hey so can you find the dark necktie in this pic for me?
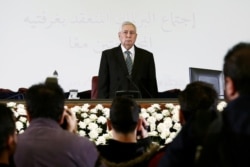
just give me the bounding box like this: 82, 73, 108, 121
125, 51, 132, 75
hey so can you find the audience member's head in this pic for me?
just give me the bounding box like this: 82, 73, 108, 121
109, 96, 140, 134
15, 79, 104, 167
25, 81, 65, 122
178, 81, 218, 124
223, 42, 250, 101
98, 96, 155, 167
0, 103, 16, 165
178, 81, 219, 144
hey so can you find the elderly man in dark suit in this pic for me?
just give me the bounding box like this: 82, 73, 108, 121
97, 21, 158, 98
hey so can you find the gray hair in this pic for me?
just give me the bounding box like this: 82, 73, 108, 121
119, 21, 137, 32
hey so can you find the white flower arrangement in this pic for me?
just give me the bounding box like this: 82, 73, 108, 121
217, 100, 227, 112
140, 103, 182, 145
6, 101, 227, 146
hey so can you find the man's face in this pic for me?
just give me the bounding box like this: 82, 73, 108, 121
224, 76, 239, 102
118, 24, 137, 50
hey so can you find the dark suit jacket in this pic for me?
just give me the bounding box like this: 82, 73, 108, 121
196, 95, 250, 167
97, 45, 158, 98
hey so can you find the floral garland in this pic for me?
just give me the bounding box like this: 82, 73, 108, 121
6, 101, 227, 146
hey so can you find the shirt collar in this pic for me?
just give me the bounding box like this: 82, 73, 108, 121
121, 45, 135, 55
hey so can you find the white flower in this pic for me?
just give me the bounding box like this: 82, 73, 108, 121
162, 109, 171, 117
18, 129, 25, 134
95, 104, 104, 110
97, 116, 107, 124
87, 122, 98, 131
172, 122, 182, 131
70, 106, 82, 113
171, 111, 180, 123
89, 114, 98, 121
81, 112, 88, 118
78, 130, 86, 136
149, 123, 156, 131
140, 112, 150, 119
217, 101, 227, 112
103, 133, 112, 140
81, 104, 90, 112
165, 103, 175, 109
19, 116, 27, 123
151, 112, 157, 117
6, 102, 16, 108
165, 137, 173, 144
83, 118, 91, 125
141, 108, 147, 113
16, 108, 27, 116
16, 104, 26, 109
78, 121, 87, 129
16, 121, 24, 131
97, 127, 103, 134
151, 103, 161, 110
147, 106, 156, 113
89, 130, 99, 139
158, 123, 172, 139
163, 117, 173, 129
13, 111, 19, 118
147, 116, 156, 124
157, 122, 167, 133
155, 113, 164, 121
95, 136, 107, 145
102, 108, 110, 118
90, 108, 98, 114
171, 105, 180, 115
169, 131, 178, 139
159, 129, 170, 139
148, 131, 158, 136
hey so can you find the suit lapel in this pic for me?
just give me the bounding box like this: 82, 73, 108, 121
132, 46, 142, 77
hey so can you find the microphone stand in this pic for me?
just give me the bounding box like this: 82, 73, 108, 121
126, 75, 142, 98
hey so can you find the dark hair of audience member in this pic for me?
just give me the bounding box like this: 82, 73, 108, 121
178, 81, 219, 144
178, 81, 218, 122
0, 103, 16, 154
25, 82, 65, 122
109, 96, 140, 133
223, 42, 250, 95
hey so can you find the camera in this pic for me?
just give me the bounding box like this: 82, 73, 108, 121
60, 118, 68, 129
144, 125, 150, 132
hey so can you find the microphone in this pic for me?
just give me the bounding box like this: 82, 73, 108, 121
53, 70, 58, 78
126, 75, 142, 98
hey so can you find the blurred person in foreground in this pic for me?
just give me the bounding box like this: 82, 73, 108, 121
97, 96, 160, 167
0, 104, 16, 167
196, 42, 250, 167
156, 81, 219, 167
97, 21, 158, 99
14, 79, 104, 167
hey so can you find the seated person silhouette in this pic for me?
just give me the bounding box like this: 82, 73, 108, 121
155, 81, 219, 167
97, 96, 160, 166
0, 103, 17, 167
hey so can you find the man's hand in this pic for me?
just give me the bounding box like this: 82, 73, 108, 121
137, 117, 149, 139
60, 107, 77, 134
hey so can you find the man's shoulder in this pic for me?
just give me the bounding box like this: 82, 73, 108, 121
99, 142, 160, 167
102, 46, 120, 53
17, 124, 95, 146
135, 46, 153, 56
